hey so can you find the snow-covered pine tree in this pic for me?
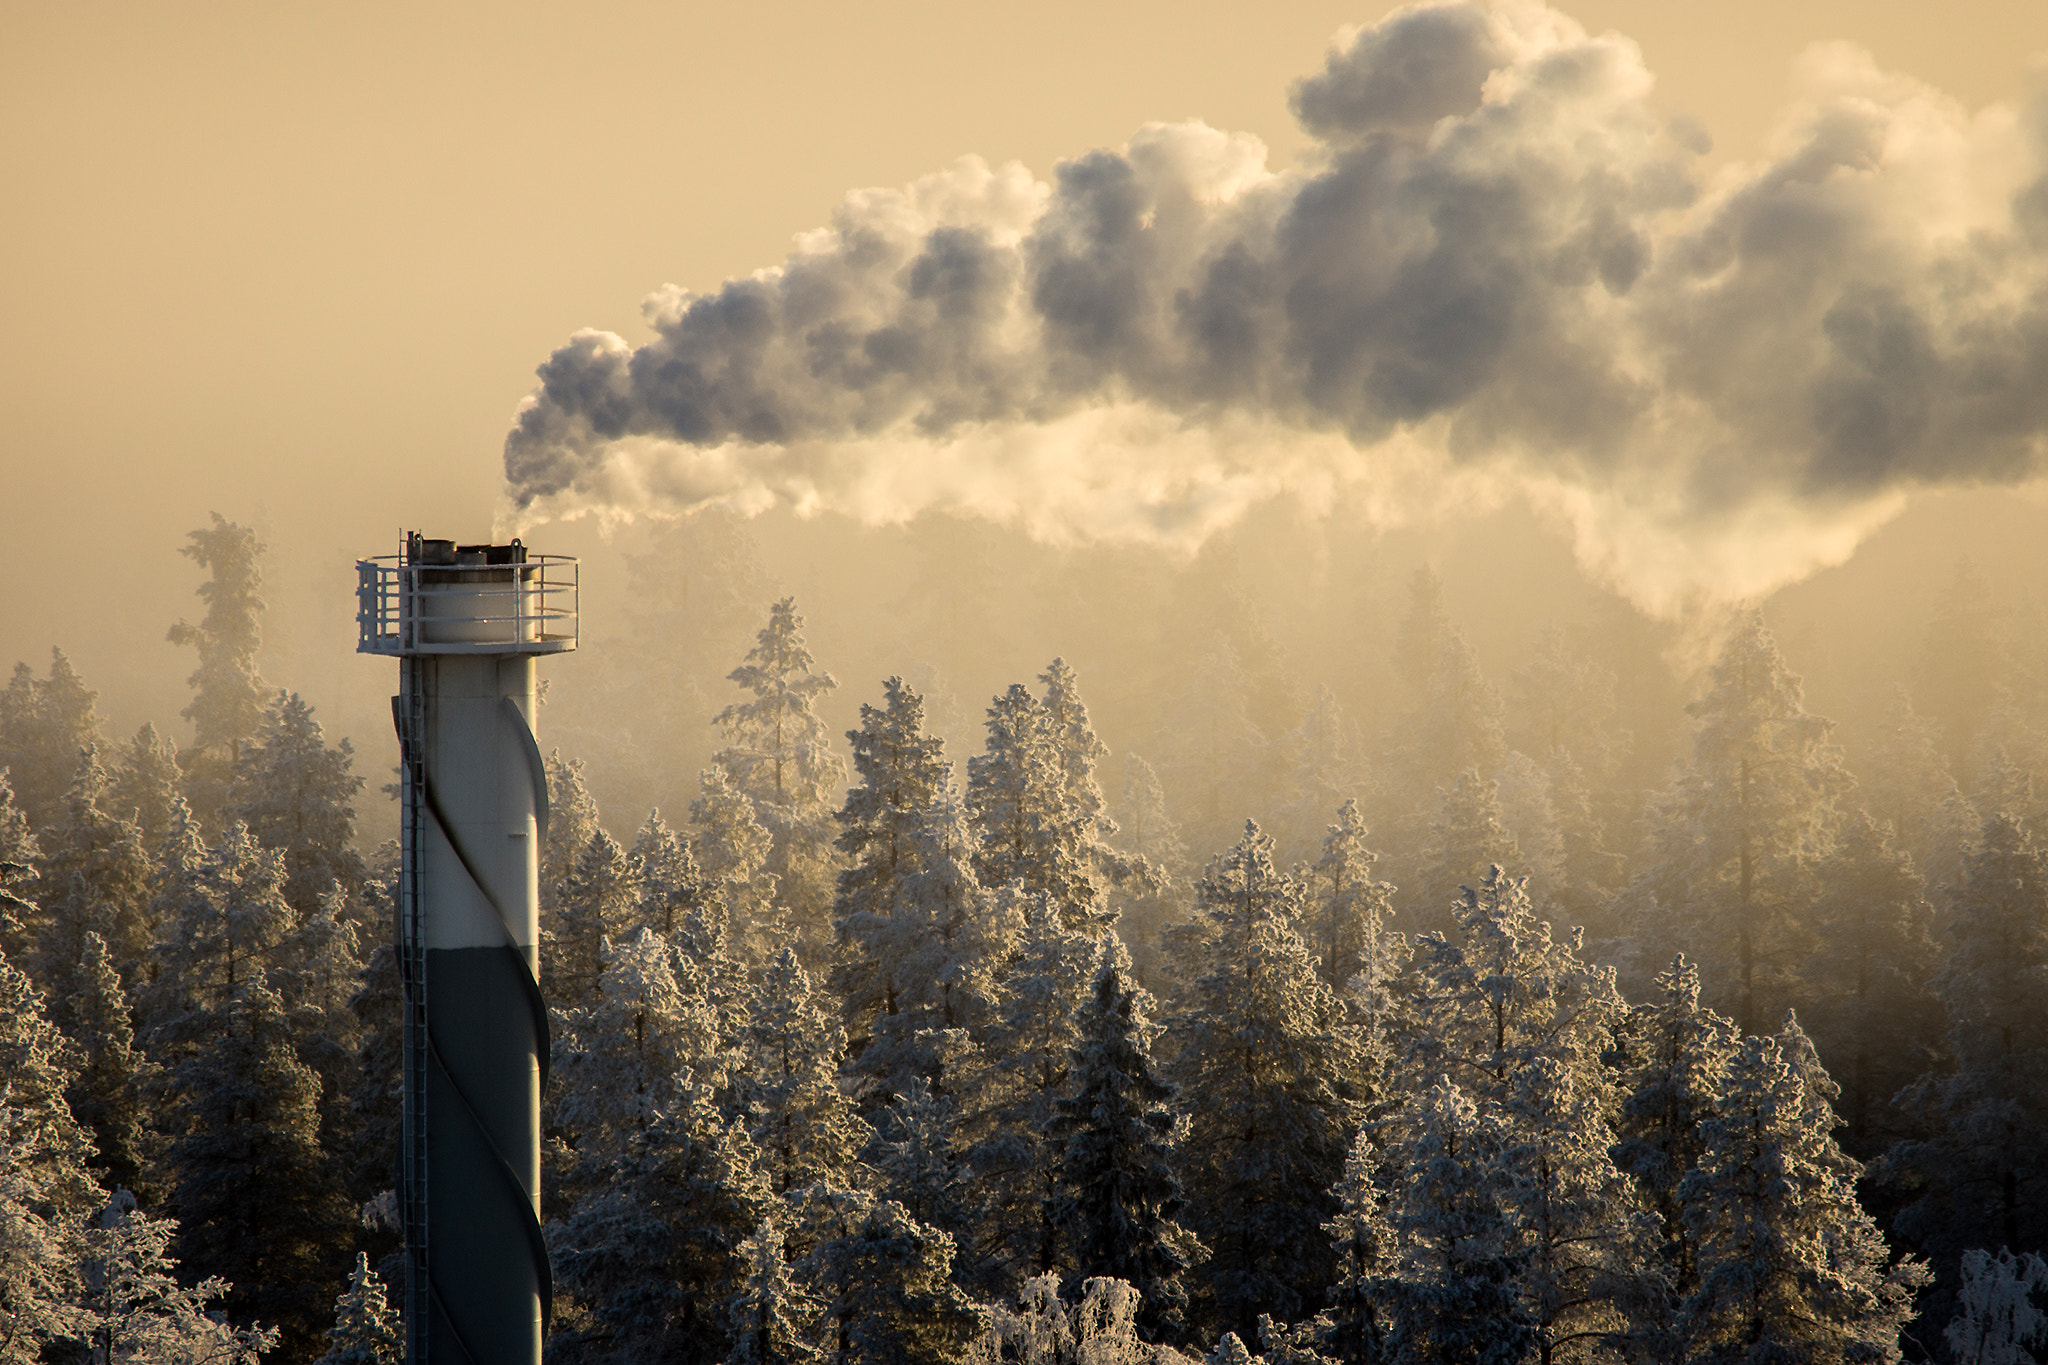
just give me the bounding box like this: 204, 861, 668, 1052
82, 1191, 276, 1365
0, 648, 103, 837
554, 928, 728, 1162
1628, 611, 1849, 1033
799, 1192, 986, 1365
105, 722, 184, 853
868, 1081, 974, 1252
727, 1217, 825, 1365
1050, 941, 1201, 1345
548, 828, 641, 1013
0, 940, 97, 1364
1679, 1019, 1926, 1365
741, 947, 868, 1198
161, 970, 356, 1362
1945, 1248, 2048, 1365
1611, 956, 1737, 1318
540, 749, 602, 922
143, 821, 297, 1061
1887, 812, 2048, 1338
1384, 1080, 1530, 1365
1169, 821, 1355, 1342
32, 745, 154, 1014
313, 1251, 402, 1365
693, 763, 786, 967
1800, 814, 1942, 1159
715, 597, 847, 959
549, 1086, 771, 1365
0, 774, 36, 966
229, 690, 366, 914
967, 892, 1100, 1287
1303, 800, 1399, 1001
1039, 659, 1155, 906
65, 931, 155, 1198
631, 809, 707, 938
832, 679, 953, 1011
1319, 1130, 1396, 1365
843, 794, 1011, 1105
166, 513, 267, 831
968, 684, 1095, 928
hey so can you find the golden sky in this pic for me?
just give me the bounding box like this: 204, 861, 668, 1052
3, 0, 2045, 736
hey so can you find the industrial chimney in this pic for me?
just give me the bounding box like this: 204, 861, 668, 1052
357, 533, 577, 1365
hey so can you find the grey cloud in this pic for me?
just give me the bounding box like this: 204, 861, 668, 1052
1289, 3, 1508, 140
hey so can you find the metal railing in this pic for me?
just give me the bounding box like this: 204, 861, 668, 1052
357, 555, 578, 655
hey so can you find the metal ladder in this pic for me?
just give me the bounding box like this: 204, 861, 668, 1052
395, 656, 431, 1365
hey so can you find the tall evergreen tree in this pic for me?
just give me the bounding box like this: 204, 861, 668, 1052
1629, 611, 1849, 1032
741, 947, 868, 1198
694, 763, 785, 967
0, 774, 36, 966
105, 722, 185, 853
1611, 956, 1738, 1319
798, 1192, 986, 1365
229, 691, 365, 914
82, 1191, 276, 1365
1888, 813, 2048, 1340
1169, 822, 1355, 1341
715, 598, 847, 957
161, 972, 356, 1363
1412, 771, 1520, 938
1305, 800, 1401, 1000
549, 828, 641, 1013
0, 648, 103, 837
313, 1252, 402, 1365
727, 1218, 826, 1365
1049, 944, 1202, 1345
541, 749, 603, 922
166, 514, 267, 830
1800, 815, 1943, 1159
1679, 1020, 1926, 1365
65, 931, 155, 1198
631, 809, 707, 939
145, 822, 297, 1061
1319, 1131, 1397, 1365
833, 679, 953, 947
1109, 754, 1185, 988
34, 746, 154, 1007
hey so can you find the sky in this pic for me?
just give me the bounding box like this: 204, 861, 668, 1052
4, 0, 2047, 757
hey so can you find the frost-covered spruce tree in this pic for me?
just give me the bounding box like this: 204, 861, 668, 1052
839, 792, 1010, 1102
0, 774, 37, 965
1050, 941, 1201, 1345
34, 745, 154, 1007
968, 685, 1089, 919
83, 1191, 276, 1365
799, 1191, 985, 1365
1384, 1080, 1529, 1365
715, 597, 847, 958
1611, 956, 1737, 1317
553, 927, 727, 1177
167, 513, 267, 831
631, 809, 707, 938
0, 648, 103, 838
1945, 1249, 2048, 1365
66, 930, 155, 1197
1800, 814, 1942, 1159
1319, 1131, 1396, 1365
229, 690, 365, 914
728, 1218, 825, 1365
1679, 1019, 1926, 1365
540, 749, 602, 921
550, 1085, 772, 1365
1304, 800, 1401, 1004
313, 1251, 402, 1365
144, 821, 297, 1061
162, 971, 356, 1362
966, 889, 1097, 1286
1888, 813, 2048, 1336
1629, 610, 1849, 1032
548, 827, 640, 1012
105, 721, 184, 853
694, 762, 786, 966
1169, 821, 1355, 1341
742, 947, 868, 1197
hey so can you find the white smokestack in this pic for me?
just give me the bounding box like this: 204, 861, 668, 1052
502, 1, 2048, 610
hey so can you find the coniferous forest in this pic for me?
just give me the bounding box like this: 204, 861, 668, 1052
3, 511, 2047, 1365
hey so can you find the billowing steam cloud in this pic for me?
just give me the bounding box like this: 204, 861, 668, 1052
503, 1, 2048, 608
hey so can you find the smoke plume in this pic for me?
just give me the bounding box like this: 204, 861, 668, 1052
503, 1, 2048, 609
